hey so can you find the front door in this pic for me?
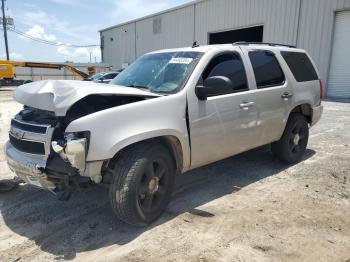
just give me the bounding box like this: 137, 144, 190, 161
187, 51, 258, 169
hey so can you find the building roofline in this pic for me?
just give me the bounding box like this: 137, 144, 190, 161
99, 0, 206, 32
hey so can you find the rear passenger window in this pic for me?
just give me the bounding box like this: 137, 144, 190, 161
249, 50, 285, 88
281, 51, 318, 82
202, 53, 248, 95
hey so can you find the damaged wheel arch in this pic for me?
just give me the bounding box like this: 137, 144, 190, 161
106, 135, 185, 175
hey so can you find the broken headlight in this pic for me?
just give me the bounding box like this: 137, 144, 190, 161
51, 131, 90, 175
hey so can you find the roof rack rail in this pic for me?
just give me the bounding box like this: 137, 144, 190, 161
233, 42, 296, 48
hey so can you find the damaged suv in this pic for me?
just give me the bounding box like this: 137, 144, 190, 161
6, 43, 323, 226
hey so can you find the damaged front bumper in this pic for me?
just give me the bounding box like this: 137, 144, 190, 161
6, 110, 104, 192
6, 141, 104, 191
6, 137, 104, 192
5, 142, 56, 190
51, 135, 87, 175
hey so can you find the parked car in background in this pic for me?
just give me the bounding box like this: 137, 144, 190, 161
86, 70, 121, 84
5, 43, 323, 226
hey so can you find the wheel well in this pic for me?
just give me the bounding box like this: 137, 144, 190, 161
290, 104, 312, 124
160, 136, 184, 173
107, 136, 184, 174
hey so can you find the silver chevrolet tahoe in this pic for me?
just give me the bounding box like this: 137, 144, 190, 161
5, 43, 323, 226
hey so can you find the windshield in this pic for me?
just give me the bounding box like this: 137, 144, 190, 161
110, 51, 203, 94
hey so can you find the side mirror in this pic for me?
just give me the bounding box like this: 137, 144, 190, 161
195, 76, 233, 100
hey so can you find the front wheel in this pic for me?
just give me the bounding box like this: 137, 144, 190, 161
271, 114, 309, 163
108, 142, 175, 226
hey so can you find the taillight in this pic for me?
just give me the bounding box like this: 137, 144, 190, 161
319, 80, 324, 104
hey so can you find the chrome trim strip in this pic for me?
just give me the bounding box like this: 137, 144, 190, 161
12, 118, 50, 135
12, 118, 51, 128
8, 145, 47, 160
10, 125, 47, 142
9, 133, 45, 146
9, 133, 46, 158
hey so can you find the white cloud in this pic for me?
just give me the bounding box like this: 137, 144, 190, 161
57, 46, 101, 62
8, 0, 188, 63
24, 25, 57, 41
21, 9, 98, 43
0, 52, 24, 60
110, 0, 177, 23
13, 17, 100, 63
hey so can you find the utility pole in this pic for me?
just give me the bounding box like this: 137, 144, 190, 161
1, 0, 9, 60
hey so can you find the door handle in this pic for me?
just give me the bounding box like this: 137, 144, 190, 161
239, 101, 255, 110
281, 92, 293, 100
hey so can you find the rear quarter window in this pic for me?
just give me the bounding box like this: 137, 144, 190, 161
281, 51, 318, 82
248, 50, 285, 89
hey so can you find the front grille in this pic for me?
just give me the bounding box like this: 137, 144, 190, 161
9, 110, 55, 158
9, 134, 46, 155
11, 119, 47, 134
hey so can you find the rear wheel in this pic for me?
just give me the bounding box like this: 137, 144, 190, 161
108, 142, 175, 226
271, 114, 309, 163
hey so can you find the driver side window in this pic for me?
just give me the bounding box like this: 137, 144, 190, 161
201, 53, 248, 96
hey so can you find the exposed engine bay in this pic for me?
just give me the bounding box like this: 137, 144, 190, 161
65, 95, 146, 128
19, 94, 147, 135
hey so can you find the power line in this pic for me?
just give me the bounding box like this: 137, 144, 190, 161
1, 0, 9, 60
7, 27, 99, 48
10, 28, 99, 47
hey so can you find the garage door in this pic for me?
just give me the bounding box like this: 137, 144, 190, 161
327, 10, 350, 98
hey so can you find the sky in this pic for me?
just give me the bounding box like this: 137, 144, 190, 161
0, 0, 191, 63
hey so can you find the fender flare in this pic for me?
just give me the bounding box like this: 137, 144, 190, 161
286, 102, 313, 123
107, 129, 191, 172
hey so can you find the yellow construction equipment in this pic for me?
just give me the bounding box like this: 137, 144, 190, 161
0, 60, 95, 86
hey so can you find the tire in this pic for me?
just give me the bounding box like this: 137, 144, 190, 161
108, 142, 175, 226
271, 114, 309, 164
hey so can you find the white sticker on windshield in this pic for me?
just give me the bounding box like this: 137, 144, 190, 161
169, 57, 193, 64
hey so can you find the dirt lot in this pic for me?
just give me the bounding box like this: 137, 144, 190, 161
0, 89, 349, 262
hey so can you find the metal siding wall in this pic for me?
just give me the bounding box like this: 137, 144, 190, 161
102, 22, 136, 69
135, 5, 194, 56
101, 0, 350, 95
195, 0, 299, 46
297, 0, 350, 84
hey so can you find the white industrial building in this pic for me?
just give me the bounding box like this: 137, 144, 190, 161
100, 0, 350, 98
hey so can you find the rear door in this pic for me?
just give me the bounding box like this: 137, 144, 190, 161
242, 48, 293, 145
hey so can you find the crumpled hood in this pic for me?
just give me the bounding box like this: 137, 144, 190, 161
13, 80, 161, 116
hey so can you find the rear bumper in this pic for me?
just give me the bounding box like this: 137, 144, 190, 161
311, 105, 323, 126
5, 141, 56, 190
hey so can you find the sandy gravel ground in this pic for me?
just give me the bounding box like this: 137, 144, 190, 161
0, 89, 349, 262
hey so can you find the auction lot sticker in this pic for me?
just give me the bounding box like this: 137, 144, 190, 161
169, 58, 193, 64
